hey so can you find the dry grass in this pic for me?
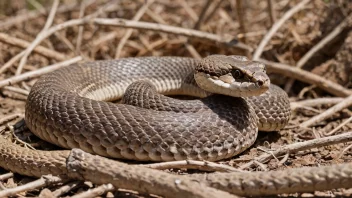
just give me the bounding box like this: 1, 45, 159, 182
0, 0, 351, 197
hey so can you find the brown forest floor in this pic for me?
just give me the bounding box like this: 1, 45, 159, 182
0, 0, 352, 197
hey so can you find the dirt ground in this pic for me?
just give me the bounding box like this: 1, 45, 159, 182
0, 0, 351, 197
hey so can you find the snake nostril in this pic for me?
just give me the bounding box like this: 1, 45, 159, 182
257, 80, 264, 86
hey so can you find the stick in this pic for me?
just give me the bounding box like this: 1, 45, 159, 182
324, 117, 352, 136
253, 131, 352, 164
236, 0, 246, 43
267, 0, 276, 25
290, 97, 344, 110
94, 18, 252, 51
300, 95, 352, 128
2, 86, 30, 96
0, 175, 64, 197
141, 160, 245, 172
0, 3, 78, 30
16, 0, 60, 76
285, 13, 352, 92
0, 113, 23, 125
114, 0, 155, 58
0, 33, 66, 61
0, 51, 25, 74
0, 173, 13, 181
259, 58, 352, 97
52, 181, 82, 197
297, 13, 352, 68
193, 0, 212, 30
253, 0, 310, 60
70, 184, 115, 198
0, 56, 82, 88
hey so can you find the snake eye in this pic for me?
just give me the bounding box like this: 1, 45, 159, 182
232, 69, 243, 79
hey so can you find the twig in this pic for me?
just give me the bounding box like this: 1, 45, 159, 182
252, 131, 352, 164
290, 97, 344, 110
52, 181, 82, 197
203, 0, 226, 23
259, 58, 352, 97
194, 0, 212, 30
2, 86, 30, 96
66, 149, 237, 198
183, 0, 213, 59
16, 0, 60, 76
178, 0, 198, 21
75, 0, 96, 54
0, 2, 78, 30
267, 0, 276, 25
337, 143, 352, 159
285, 13, 352, 92
0, 113, 23, 125
71, 184, 115, 198
94, 18, 252, 51
253, 0, 310, 60
141, 160, 245, 172
297, 13, 352, 68
2, 15, 251, 67
324, 117, 352, 136
114, 0, 155, 58
0, 51, 25, 74
0, 175, 64, 197
300, 95, 352, 128
0, 33, 66, 61
0, 173, 14, 181
0, 56, 82, 88
236, 0, 246, 43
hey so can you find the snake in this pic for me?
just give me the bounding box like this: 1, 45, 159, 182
22, 54, 290, 162
1, 55, 351, 196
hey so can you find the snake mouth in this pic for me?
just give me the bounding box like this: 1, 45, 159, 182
194, 72, 269, 97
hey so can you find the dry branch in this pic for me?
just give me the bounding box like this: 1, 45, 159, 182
250, 131, 352, 164
0, 2, 78, 30
0, 51, 25, 74
285, 13, 352, 92
70, 184, 115, 198
93, 18, 252, 51
297, 13, 352, 68
0, 175, 64, 197
291, 97, 344, 110
0, 113, 23, 125
0, 173, 13, 181
0, 33, 66, 61
0, 56, 82, 88
300, 94, 352, 128
16, 0, 60, 76
142, 160, 245, 172
259, 58, 352, 97
52, 181, 82, 197
114, 0, 155, 58
253, 0, 310, 60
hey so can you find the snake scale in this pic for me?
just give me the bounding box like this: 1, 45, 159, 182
0, 55, 350, 195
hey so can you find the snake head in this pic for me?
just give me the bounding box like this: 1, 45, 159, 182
194, 55, 270, 97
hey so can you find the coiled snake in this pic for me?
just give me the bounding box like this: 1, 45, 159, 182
1, 55, 351, 195
23, 55, 289, 162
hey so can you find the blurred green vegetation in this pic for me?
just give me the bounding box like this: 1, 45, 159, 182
0, 0, 56, 15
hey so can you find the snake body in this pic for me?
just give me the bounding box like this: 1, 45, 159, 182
1, 55, 351, 195
24, 55, 290, 162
